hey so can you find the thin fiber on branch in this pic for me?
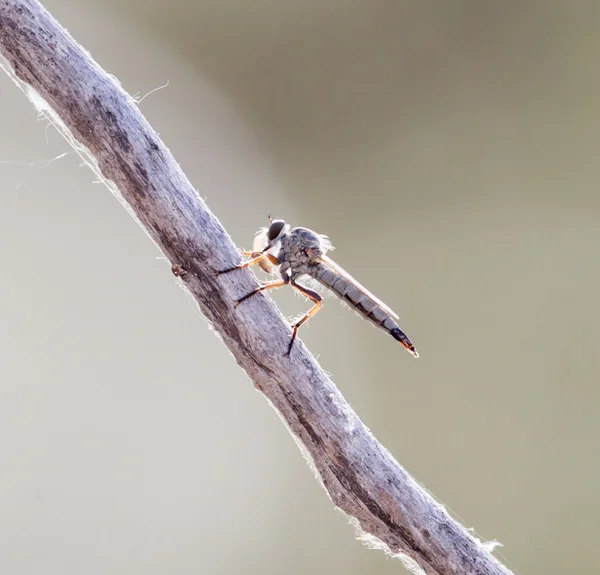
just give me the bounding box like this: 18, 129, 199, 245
0, 2, 513, 574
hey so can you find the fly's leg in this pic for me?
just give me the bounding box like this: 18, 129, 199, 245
286, 281, 323, 356
218, 253, 279, 274
218, 253, 267, 274
234, 274, 289, 307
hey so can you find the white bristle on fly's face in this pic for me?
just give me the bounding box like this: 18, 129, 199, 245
253, 227, 269, 252
253, 227, 279, 273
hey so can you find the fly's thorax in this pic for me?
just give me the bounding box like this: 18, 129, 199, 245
278, 227, 326, 276
290, 227, 323, 249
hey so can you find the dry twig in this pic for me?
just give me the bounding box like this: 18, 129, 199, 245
0, 2, 513, 574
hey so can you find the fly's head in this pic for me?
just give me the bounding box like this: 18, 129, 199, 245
251, 217, 290, 273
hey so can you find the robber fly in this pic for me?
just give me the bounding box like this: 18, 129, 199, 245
219, 217, 418, 358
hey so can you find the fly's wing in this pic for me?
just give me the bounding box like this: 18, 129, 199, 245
317, 253, 399, 319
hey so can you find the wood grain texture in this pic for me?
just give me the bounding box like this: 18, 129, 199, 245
0, 2, 513, 574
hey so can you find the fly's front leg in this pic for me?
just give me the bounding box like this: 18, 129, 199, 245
234, 271, 290, 307
218, 253, 268, 275
286, 280, 323, 356
218, 253, 279, 275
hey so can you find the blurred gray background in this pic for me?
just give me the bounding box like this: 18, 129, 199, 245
0, 1, 598, 574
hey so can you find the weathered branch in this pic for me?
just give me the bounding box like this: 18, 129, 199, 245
0, 2, 513, 574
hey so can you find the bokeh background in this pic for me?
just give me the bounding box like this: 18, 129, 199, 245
1, 2, 599, 574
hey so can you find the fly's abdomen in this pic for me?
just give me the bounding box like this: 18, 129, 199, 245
312, 264, 418, 357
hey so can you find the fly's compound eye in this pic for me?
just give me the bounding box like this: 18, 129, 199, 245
267, 219, 286, 242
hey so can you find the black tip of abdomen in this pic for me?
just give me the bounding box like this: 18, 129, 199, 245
391, 327, 419, 358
